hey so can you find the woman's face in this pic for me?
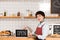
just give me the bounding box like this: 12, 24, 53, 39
37, 14, 44, 22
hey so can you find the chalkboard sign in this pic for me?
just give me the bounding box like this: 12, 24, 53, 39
16, 30, 28, 37
53, 25, 60, 34
51, 0, 60, 13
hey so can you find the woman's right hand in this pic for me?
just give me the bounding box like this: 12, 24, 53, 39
28, 33, 33, 37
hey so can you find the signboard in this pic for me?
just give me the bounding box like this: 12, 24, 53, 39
16, 30, 28, 37
53, 25, 60, 34
51, 0, 60, 13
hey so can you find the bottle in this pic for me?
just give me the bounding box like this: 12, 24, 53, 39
17, 12, 20, 16
29, 13, 32, 16
27, 10, 32, 16
4, 12, 6, 16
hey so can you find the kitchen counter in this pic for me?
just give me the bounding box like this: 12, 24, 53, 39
0, 36, 35, 40
46, 34, 60, 40
46, 36, 60, 40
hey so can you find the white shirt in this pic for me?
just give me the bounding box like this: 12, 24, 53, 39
33, 21, 49, 39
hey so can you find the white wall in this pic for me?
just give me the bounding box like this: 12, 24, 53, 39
0, 0, 60, 34
0, 1, 39, 33
0, 1, 39, 16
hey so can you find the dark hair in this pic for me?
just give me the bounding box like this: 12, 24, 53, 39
35, 11, 45, 18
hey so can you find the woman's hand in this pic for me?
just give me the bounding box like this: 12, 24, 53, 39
28, 33, 33, 37
23, 26, 28, 30
23, 26, 32, 32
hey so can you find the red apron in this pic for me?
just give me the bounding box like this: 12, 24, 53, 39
35, 24, 44, 35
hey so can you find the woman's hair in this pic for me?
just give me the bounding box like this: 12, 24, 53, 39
35, 11, 45, 18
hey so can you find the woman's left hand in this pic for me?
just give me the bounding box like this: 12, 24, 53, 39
23, 26, 28, 30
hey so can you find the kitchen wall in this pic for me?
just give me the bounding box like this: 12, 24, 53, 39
0, 0, 60, 34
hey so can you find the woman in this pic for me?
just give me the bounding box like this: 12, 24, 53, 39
24, 11, 49, 40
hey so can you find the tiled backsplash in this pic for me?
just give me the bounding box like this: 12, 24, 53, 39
0, 18, 38, 33
0, 18, 60, 34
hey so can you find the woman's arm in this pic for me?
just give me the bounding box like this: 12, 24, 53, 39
23, 26, 33, 33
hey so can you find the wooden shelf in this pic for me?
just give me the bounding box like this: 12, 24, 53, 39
0, 16, 60, 18
24, 16, 60, 19
24, 16, 36, 19
0, 16, 21, 18
46, 16, 60, 18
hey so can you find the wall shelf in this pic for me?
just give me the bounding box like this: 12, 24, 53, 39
0, 16, 21, 18
24, 16, 60, 19
0, 16, 60, 18
24, 16, 36, 19
46, 16, 60, 18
